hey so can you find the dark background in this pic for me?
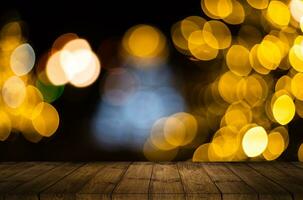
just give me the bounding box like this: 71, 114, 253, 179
0, 0, 301, 161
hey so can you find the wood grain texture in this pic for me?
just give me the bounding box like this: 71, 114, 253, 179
0, 162, 303, 200
177, 162, 220, 200
5, 162, 83, 200
150, 163, 184, 200
40, 163, 103, 200
112, 162, 152, 200
248, 162, 303, 200
202, 163, 257, 200
226, 163, 292, 200
77, 162, 129, 200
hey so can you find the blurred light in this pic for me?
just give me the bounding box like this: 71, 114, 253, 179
172, 112, 198, 146
272, 94, 295, 125
289, 0, 303, 22
46, 51, 69, 86
10, 43, 35, 76
218, 71, 244, 103
226, 45, 251, 76
289, 45, 303, 72
275, 75, 292, 95
188, 30, 218, 61
257, 40, 281, 70
0, 111, 12, 141
47, 37, 101, 88
201, 0, 233, 19
102, 68, 138, 106
150, 118, 176, 151
51, 33, 78, 53
31, 102, 59, 137
122, 25, 166, 59
143, 139, 178, 161
2, 76, 26, 108
246, 0, 268, 9
272, 126, 289, 150
291, 73, 303, 100
92, 65, 185, 150
249, 44, 271, 75
203, 20, 231, 49
298, 143, 303, 162
209, 126, 239, 161
242, 126, 268, 157
164, 116, 186, 146
223, 0, 245, 25
263, 131, 285, 160
193, 143, 210, 162
266, 1, 290, 27
20, 85, 43, 119
35, 79, 64, 103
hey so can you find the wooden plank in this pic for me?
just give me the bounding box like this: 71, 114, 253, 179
249, 162, 303, 200
226, 163, 292, 200
202, 163, 257, 200
77, 162, 130, 200
177, 162, 220, 200
5, 163, 84, 200
292, 162, 303, 169
0, 162, 60, 194
273, 162, 303, 182
40, 163, 103, 200
0, 162, 34, 180
112, 162, 152, 200
150, 163, 184, 200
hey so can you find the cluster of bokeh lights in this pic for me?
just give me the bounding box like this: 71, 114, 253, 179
2, 0, 303, 162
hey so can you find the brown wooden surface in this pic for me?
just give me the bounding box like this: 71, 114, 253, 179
0, 162, 303, 199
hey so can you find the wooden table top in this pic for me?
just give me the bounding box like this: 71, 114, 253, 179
0, 162, 302, 199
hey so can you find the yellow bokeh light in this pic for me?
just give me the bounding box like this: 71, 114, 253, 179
0, 111, 12, 141
202, 0, 233, 19
223, 0, 245, 25
291, 73, 303, 100
203, 20, 231, 50
289, 45, 303, 72
188, 30, 218, 61
272, 126, 289, 150
46, 51, 69, 86
298, 143, 303, 162
242, 126, 268, 157
272, 94, 295, 125
226, 45, 251, 76
181, 16, 206, 41
257, 40, 282, 70
246, 0, 268, 9
289, 0, 303, 22
218, 71, 244, 103
192, 143, 210, 162
164, 116, 186, 147
143, 139, 178, 161
31, 102, 60, 137
210, 126, 239, 160
263, 131, 285, 161
150, 118, 176, 151
249, 44, 271, 75
266, 1, 290, 27
10, 43, 35, 76
123, 25, 165, 58
172, 112, 198, 146
300, 17, 303, 32
275, 75, 292, 95
2, 76, 26, 108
